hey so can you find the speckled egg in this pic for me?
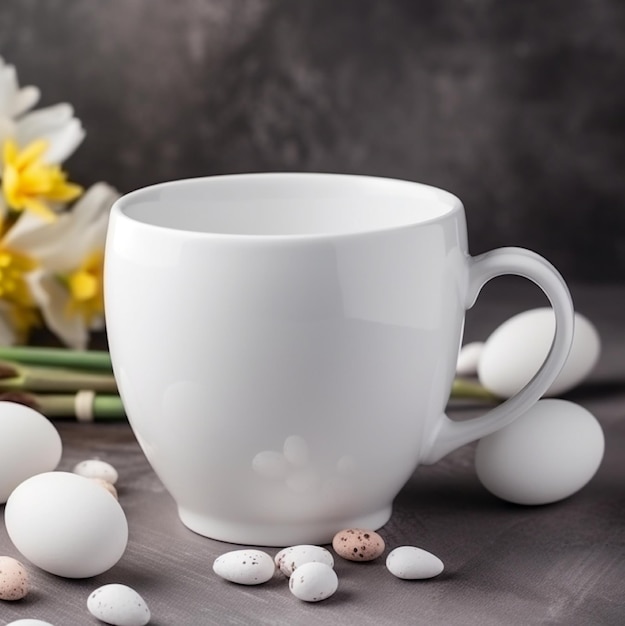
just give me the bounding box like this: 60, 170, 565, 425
73, 459, 119, 485
213, 549, 275, 585
87, 583, 151, 626
0, 555, 29, 600
6, 620, 55, 626
332, 528, 385, 562
289, 561, 338, 602
274, 545, 334, 577
0, 402, 62, 503
386, 546, 444, 580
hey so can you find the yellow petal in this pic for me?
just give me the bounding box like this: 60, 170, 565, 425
68, 271, 98, 301
15, 139, 49, 170
47, 180, 83, 203
3, 139, 17, 165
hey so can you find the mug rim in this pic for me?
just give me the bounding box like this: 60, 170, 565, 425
111, 172, 464, 241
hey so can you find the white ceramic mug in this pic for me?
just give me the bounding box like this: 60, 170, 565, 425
104, 173, 574, 546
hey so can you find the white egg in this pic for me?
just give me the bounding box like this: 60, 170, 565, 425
73, 459, 119, 485
5, 472, 128, 578
274, 545, 334, 577
213, 549, 275, 585
289, 561, 338, 602
478, 308, 601, 397
87, 583, 151, 626
456, 341, 484, 376
7, 618, 53, 626
385, 546, 444, 580
475, 399, 604, 505
0, 402, 62, 503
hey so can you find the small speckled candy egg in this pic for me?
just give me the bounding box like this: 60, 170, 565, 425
289, 562, 338, 602
73, 459, 119, 485
386, 546, 444, 580
332, 528, 385, 562
213, 549, 275, 585
274, 545, 334, 577
478, 308, 601, 398
87, 583, 151, 626
475, 399, 604, 505
0, 402, 62, 503
6, 620, 55, 626
5, 472, 128, 578
0, 555, 29, 600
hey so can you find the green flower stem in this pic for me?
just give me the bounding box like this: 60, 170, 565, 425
0, 360, 118, 393
0, 391, 125, 420
450, 378, 500, 402
0, 346, 112, 371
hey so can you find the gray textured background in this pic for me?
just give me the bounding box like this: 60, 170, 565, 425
1, 0, 624, 281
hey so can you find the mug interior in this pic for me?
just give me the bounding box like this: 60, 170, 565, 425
117, 173, 461, 237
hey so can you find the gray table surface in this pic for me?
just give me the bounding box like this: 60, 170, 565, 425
1, 280, 624, 626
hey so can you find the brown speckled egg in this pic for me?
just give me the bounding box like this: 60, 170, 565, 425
0, 555, 29, 600
332, 528, 385, 562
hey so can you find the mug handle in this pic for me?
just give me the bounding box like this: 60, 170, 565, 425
421, 247, 575, 464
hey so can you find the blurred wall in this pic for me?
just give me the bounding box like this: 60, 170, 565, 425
1, 0, 624, 282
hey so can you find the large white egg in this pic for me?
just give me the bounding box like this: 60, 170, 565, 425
478, 308, 600, 398
0, 402, 62, 503
5, 472, 128, 578
475, 399, 604, 505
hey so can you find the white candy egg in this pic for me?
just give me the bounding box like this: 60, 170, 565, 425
386, 546, 444, 580
73, 459, 119, 485
274, 545, 334, 577
456, 341, 484, 376
0, 402, 62, 503
478, 308, 600, 397
475, 399, 604, 505
289, 561, 338, 602
5, 472, 128, 578
87, 583, 151, 626
213, 549, 275, 585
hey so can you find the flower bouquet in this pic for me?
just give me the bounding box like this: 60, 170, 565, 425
0, 57, 123, 419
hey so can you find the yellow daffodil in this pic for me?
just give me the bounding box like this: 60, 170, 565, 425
1, 138, 83, 221
22, 183, 119, 348
0, 246, 40, 342
64, 249, 105, 327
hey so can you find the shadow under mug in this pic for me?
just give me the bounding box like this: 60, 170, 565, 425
104, 173, 574, 546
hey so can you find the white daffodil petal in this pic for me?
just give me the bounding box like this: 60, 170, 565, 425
28, 271, 88, 349
14, 102, 74, 146
8, 213, 85, 272
0, 63, 19, 116
40, 117, 85, 164
0, 306, 17, 346
2, 211, 52, 246
71, 182, 120, 226
11, 84, 40, 117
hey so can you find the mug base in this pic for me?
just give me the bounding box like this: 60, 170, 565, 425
177, 505, 393, 547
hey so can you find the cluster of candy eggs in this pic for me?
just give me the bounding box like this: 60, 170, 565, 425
213, 528, 444, 603
457, 308, 605, 505
0, 401, 150, 626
